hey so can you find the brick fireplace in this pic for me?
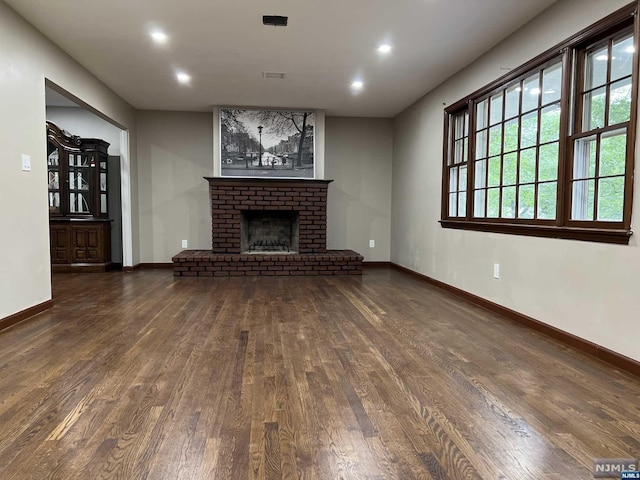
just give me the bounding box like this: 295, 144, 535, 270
208, 178, 329, 253
172, 177, 363, 276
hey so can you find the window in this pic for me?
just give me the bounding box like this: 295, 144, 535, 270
570, 29, 634, 224
441, 5, 637, 244
446, 110, 469, 218
473, 60, 563, 221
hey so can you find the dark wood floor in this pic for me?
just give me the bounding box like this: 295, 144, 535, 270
0, 268, 638, 479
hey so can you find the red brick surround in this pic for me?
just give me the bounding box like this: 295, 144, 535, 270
206, 177, 330, 254
172, 177, 363, 277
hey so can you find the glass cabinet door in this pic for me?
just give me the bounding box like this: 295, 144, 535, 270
47, 144, 61, 214
99, 159, 108, 215
47, 122, 110, 219
68, 153, 91, 214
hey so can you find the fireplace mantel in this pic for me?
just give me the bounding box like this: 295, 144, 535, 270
204, 177, 333, 186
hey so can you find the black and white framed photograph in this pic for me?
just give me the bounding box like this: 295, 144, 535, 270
219, 108, 315, 178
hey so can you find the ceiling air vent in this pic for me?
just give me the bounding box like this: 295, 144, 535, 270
262, 72, 286, 80
263, 15, 288, 27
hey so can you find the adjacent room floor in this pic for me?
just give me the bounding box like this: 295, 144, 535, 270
0, 268, 638, 479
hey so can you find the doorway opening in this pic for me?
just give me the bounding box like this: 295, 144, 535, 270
45, 81, 130, 270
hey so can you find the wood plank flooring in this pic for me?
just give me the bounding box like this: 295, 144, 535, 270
0, 268, 638, 479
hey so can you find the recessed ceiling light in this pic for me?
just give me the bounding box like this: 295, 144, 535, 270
626, 45, 635, 53
529, 87, 541, 95
378, 44, 392, 54
176, 71, 191, 84
595, 54, 608, 61
351, 80, 364, 90
150, 30, 168, 44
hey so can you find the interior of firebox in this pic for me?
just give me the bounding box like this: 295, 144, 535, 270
240, 210, 299, 254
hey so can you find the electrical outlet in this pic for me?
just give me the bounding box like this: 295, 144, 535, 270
369, 239, 375, 248
493, 263, 500, 279
181, 239, 188, 248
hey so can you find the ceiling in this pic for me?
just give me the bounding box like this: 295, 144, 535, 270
8, 0, 558, 117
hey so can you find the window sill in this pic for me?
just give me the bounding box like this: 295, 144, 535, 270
439, 219, 632, 245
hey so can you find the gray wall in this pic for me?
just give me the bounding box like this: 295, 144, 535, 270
0, 1, 136, 319
326, 117, 393, 261
135, 113, 394, 263
391, 0, 640, 362
137, 111, 214, 262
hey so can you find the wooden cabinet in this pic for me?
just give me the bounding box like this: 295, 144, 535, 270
50, 224, 71, 264
49, 219, 112, 272
47, 122, 112, 272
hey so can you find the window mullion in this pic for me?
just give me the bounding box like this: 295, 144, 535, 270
535, 74, 543, 222
593, 134, 602, 220
604, 40, 613, 128
534, 182, 540, 221
624, 10, 640, 227
557, 48, 573, 227
484, 148, 489, 217
441, 112, 452, 220
466, 102, 475, 220
515, 84, 522, 219
499, 92, 506, 218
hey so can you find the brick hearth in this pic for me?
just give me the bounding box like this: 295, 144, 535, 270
172, 250, 363, 277
172, 177, 363, 276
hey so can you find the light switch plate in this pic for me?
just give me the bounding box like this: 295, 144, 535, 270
21, 154, 31, 172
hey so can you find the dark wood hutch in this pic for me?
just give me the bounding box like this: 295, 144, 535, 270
47, 121, 112, 272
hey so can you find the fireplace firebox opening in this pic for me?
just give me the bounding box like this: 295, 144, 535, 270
241, 210, 299, 254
